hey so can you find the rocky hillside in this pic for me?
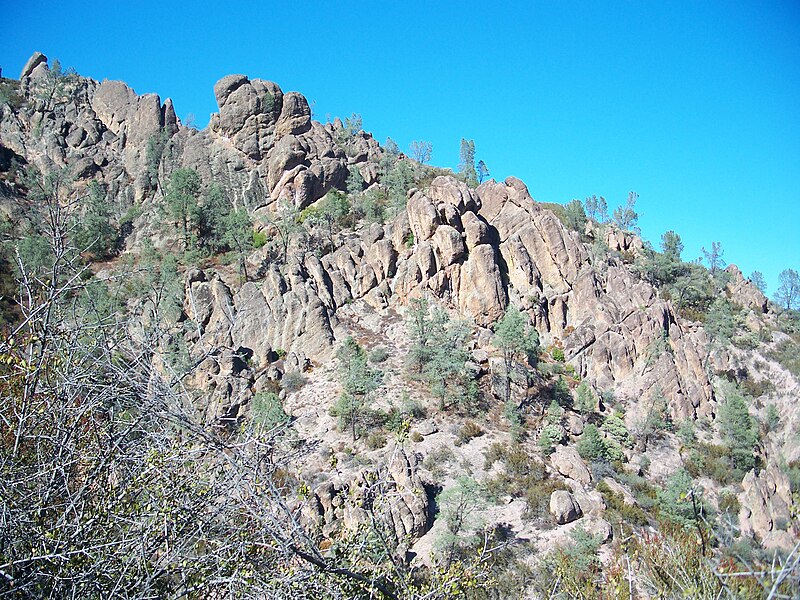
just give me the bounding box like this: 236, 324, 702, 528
1, 53, 799, 598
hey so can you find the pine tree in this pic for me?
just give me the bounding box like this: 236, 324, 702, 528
492, 306, 539, 405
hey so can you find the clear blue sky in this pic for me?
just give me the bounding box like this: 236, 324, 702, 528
2, 1, 798, 294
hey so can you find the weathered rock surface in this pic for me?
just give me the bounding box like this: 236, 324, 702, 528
739, 465, 796, 550
550, 490, 582, 525
303, 448, 431, 545
725, 264, 768, 313
551, 446, 592, 486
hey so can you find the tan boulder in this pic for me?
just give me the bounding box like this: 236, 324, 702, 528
550, 490, 582, 525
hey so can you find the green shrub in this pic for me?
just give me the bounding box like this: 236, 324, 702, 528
252, 230, 268, 248
551, 347, 565, 362
767, 339, 800, 377
538, 424, 564, 455
250, 392, 290, 430
368, 347, 389, 363
596, 480, 649, 526
423, 445, 455, 478
577, 424, 609, 462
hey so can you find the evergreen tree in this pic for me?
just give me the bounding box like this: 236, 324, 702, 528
716, 382, 759, 473
458, 138, 477, 187
164, 168, 202, 248
73, 180, 118, 259
563, 199, 587, 232
476, 160, 490, 183
612, 191, 639, 233
660, 230, 683, 262
574, 381, 596, 414
334, 337, 381, 441
749, 270, 767, 293
577, 424, 608, 462
492, 306, 539, 405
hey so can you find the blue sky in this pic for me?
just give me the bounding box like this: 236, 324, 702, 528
2, 1, 798, 293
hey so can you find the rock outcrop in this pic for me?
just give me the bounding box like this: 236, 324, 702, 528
739, 465, 797, 551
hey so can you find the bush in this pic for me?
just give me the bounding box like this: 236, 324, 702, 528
596, 480, 649, 526
551, 347, 565, 362
365, 431, 387, 450
281, 371, 307, 393
252, 230, 267, 248
538, 424, 564, 455
767, 339, 800, 377
577, 424, 609, 462
423, 445, 455, 478
250, 392, 290, 430
368, 347, 389, 363
455, 420, 483, 445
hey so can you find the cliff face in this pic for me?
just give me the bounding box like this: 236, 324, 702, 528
2, 53, 797, 565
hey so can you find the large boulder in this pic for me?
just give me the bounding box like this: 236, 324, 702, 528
551, 446, 592, 486
550, 490, 582, 525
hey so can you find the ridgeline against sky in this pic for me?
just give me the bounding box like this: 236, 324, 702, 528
2, 0, 798, 290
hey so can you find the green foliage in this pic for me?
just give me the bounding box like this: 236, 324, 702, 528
595, 480, 649, 526
767, 338, 800, 377
551, 346, 565, 362
656, 468, 704, 529
145, 128, 170, 190
368, 347, 389, 363
701, 241, 725, 275
476, 159, 490, 183
252, 230, 267, 248
563, 199, 587, 232
343, 112, 362, 136
333, 337, 381, 441
704, 298, 744, 344
576, 424, 609, 463
574, 381, 596, 414
72, 180, 119, 259
31, 58, 78, 111
0, 78, 23, 108
715, 380, 759, 473
458, 138, 477, 187
251, 391, 290, 430
301, 190, 351, 247
538, 527, 603, 597
492, 306, 539, 404
749, 270, 767, 293
764, 404, 780, 433
601, 413, 633, 450
436, 476, 486, 567
379, 152, 418, 216
164, 167, 201, 247
637, 387, 672, 451
538, 424, 564, 455
612, 191, 639, 233
550, 375, 572, 408
407, 297, 477, 412
661, 230, 684, 261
